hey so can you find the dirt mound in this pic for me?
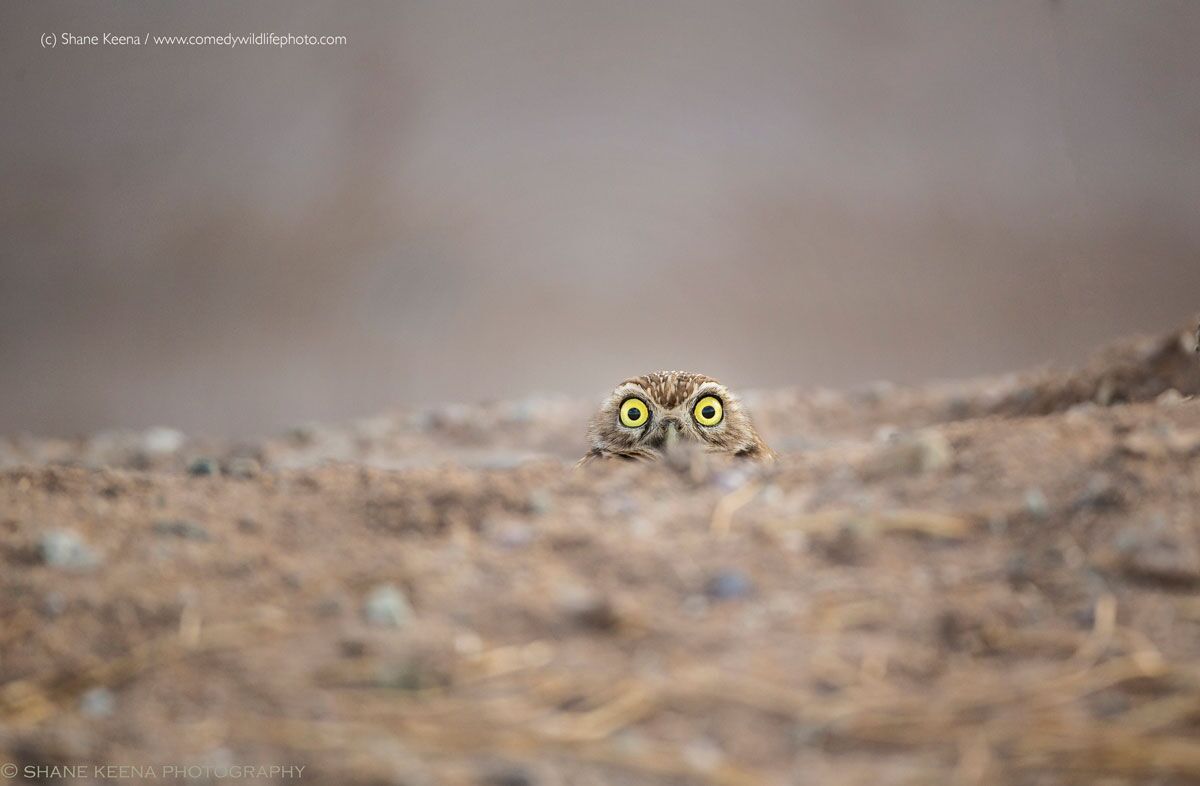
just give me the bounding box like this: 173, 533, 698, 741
991, 318, 1200, 416
2, 323, 1200, 785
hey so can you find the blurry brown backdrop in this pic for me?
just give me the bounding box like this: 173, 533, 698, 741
3, 1, 1198, 436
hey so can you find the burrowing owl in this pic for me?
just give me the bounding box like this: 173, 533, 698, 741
579, 371, 774, 464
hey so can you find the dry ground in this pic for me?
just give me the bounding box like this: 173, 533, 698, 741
3, 321, 1200, 786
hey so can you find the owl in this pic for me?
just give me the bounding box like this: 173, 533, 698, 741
579, 371, 774, 464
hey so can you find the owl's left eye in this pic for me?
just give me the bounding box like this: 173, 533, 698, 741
693, 395, 724, 426
619, 397, 650, 428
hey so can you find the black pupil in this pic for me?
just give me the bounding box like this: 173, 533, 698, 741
627, 407, 641, 421
701, 405, 716, 419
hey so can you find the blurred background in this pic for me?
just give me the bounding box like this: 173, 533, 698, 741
3, 1, 1198, 437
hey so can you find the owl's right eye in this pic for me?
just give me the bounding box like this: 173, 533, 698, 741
619, 397, 650, 428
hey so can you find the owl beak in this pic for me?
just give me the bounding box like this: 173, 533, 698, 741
661, 418, 697, 470
663, 420, 689, 466
663, 420, 680, 449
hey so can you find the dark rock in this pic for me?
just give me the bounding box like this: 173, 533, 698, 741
557, 586, 621, 631
153, 519, 211, 541
315, 595, 344, 617
187, 457, 219, 477
480, 766, 534, 786
704, 570, 754, 601
815, 524, 866, 565
936, 609, 983, 652
1005, 555, 1032, 588
1114, 525, 1200, 588
226, 457, 260, 479
1072, 475, 1124, 512
339, 639, 368, 658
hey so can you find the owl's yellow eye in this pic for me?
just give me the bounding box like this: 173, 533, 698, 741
619, 397, 650, 428
693, 395, 723, 427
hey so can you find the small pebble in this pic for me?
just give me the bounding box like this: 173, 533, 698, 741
364, 584, 414, 628
858, 380, 896, 405
1023, 488, 1049, 519
153, 519, 211, 541
815, 523, 865, 565
862, 430, 952, 478
1088, 691, 1132, 719
480, 766, 534, 786
704, 570, 754, 601
79, 687, 116, 718
339, 639, 368, 658
187, 457, 219, 477
946, 396, 972, 419
42, 591, 67, 617
557, 585, 620, 631
431, 403, 475, 429
1072, 604, 1096, 629
1157, 389, 1186, 406
142, 427, 185, 455
487, 519, 535, 549
1072, 476, 1123, 511
527, 489, 553, 515
40, 530, 100, 570
712, 467, 752, 493
873, 424, 900, 443
1114, 525, 1200, 587
286, 424, 318, 445
374, 660, 438, 691
226, 457, 260, 479
599, 494, 639, 517
315, 595, 345, 617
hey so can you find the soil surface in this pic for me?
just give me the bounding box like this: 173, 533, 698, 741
3, 321, 1200, 786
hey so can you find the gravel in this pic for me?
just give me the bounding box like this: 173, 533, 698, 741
363, 584, 414, 628
39, 529, 101, 570
153, 519, 212, 541
79, 687, 116, 717
704, 570, 754, 601
187, 457, 220, 476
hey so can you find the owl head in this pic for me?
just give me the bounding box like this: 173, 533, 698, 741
580, 371, 774, 464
